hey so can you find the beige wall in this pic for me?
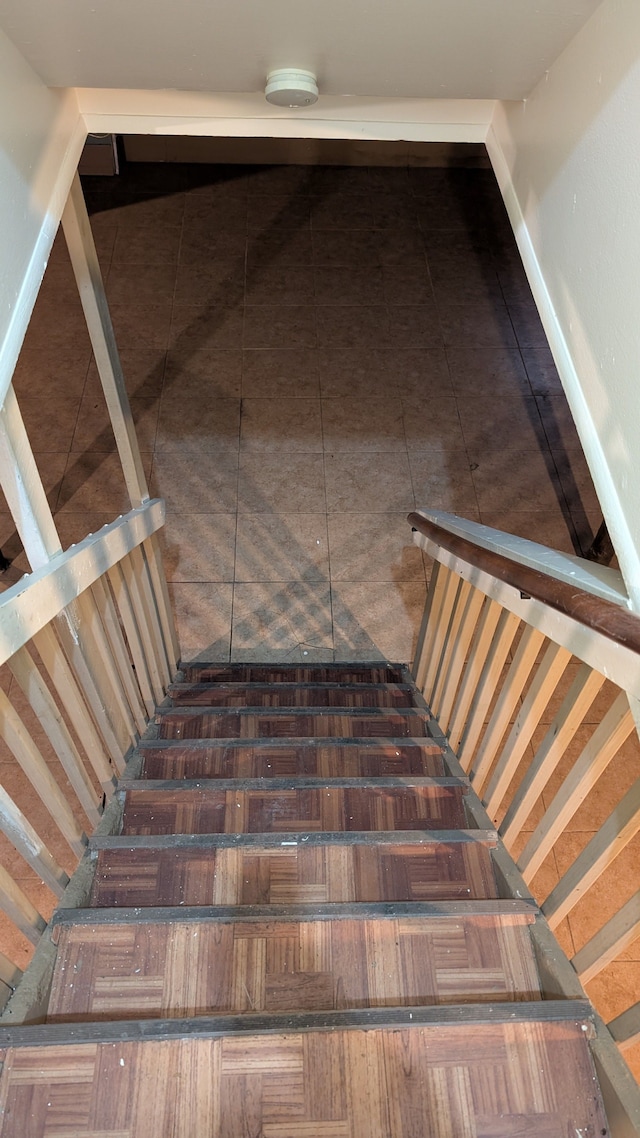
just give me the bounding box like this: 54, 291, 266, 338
0, 28, 82, 403
488, 0, 640, 606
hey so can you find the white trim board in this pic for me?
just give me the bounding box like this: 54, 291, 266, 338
75, 90, 496, 142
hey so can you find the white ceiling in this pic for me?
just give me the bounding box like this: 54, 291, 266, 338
0, 0, 601, 101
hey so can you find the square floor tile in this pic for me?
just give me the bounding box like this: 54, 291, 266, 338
245, 266, 315, 306
238, 453, 326, 513
242, 350, 319, 398
386, 305, 442, 349
157, 396, 240, 452
71, 393, 159, 453
174, 263, 245, 307
332, 580, 427, 662
16, 386, 83, 452
325, 452, 414, 513
231, 582, 333, 651
164, 350, 242, 400
243, 306, 316, 350
240, 398, 323, 452
151, 450, 238, 514
111, 226, 181, 265
57, 451, 153, 514
312, 231, 379, 267
446, 346, 530, 396
439, 301, 517, 348
316, 305, 391, 349
87, 348, 167, 398
109, 303, 173, 349
169, 305, 244, 351
235, 513, 329, 582
247, 231, 314, 270
313, 266, 384, 305
470, 448, 565, 514
180, 228, 247, 265
328, 513, 426, 581
457, 395, 547, 463
169, 583, 233, 661
321, 398, 405, 452
402, 396, 465, 452
161, 513, 236, 582
409, 452, 479, 515
317, 349, 392, 399
13, 347, 91, 397
522, 348, 563, 396
106, 263, 177, 305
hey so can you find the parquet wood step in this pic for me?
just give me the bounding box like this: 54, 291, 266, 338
47, 911, 541, 1022
156, 708, 432, 740
181, 663, 406, 684
0, 1017, 607, 1137
138, 739, 446, 780
167, 682, 419, 707
120, 784, 467, 834
91, 836, 498, 907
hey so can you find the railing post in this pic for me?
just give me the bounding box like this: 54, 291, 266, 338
62, 172, 179, 668
62, 172, 149, 508
0, 385, 62, 568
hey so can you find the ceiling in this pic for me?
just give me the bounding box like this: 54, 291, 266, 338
0, 0, 601, 101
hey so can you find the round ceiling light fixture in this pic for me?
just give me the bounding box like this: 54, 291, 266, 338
265, 69, 318, 108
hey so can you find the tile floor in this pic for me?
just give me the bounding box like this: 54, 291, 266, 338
1, 155, 637, 1079
3, 155, 602, 665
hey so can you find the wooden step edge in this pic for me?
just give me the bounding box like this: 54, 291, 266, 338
137, 735, 441, 750
50, 898, 540, 929
117, 776, 469, 792
167, 682, 418, 694
0, 1000, 595, 1049
154, 705, 433, 719
89, 828, 499, 851
178, 660, 410, 674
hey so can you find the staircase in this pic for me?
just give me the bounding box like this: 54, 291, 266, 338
0, 660, 610, 1135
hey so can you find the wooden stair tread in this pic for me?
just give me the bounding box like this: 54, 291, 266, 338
0, 1019, 607, 1136
139, 739, 446, 779
181, 663, 407, 684
120, 785, 467, 835
167, 682, 419, 707
156, 708, 432, 740
91, 838, 498, 906
47, 912, 542, 1022
7, 651, 611, 1133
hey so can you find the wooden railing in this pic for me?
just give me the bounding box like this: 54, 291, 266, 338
410, 508, 640, 1070
0, 499, 177, 1003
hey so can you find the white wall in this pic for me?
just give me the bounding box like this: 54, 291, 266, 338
0, 28, 83, 405
487, 0, 640, 608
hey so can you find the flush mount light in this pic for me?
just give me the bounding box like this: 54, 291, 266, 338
265, 69, 319, 108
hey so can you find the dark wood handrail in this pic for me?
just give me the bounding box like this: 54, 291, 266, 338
408, 511, 640, 657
